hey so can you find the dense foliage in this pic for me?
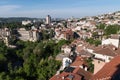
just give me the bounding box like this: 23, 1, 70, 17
96, 24, 120, 35
0, 39, 70, 80
86, 58, 94, 73
86, 38, 101, 46
104, 25, 120, 35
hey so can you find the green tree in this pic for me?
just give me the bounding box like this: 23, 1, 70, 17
96, 23, 106, 30
104, 25, 120, 35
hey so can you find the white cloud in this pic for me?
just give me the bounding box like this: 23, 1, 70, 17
0, 5, 120, 18
0, 5, 21, 12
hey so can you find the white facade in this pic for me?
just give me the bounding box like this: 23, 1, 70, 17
46, 15, 51, 25
18, 28, 30, 41
74, 26, 81, 31
102, 38, 119, 48
29, 31, 38, 42
22, 20, 31, 25
62, 57, 72, 69
92, 52, 113, 62
86, 48, 94, 53
61, 46, 71, 54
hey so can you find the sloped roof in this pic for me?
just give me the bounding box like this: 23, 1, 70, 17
91, 56, 120, 80
93, 45, 119, 57
70, 56, 84, 67
50, 67, 82, 80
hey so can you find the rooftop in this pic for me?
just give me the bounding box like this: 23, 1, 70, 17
91, 56, 120, 80
93, 44, 120, 57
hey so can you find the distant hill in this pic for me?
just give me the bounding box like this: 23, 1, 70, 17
0, 17, 40, 23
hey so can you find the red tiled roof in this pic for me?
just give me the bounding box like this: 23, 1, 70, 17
91, 56, 120, 80
115, 48, 120, 55
50, 66, 93, 80
50, 68, 82, 80
70, 56, 84, 67
76, 46, 84, 53
77, 68, 93, 80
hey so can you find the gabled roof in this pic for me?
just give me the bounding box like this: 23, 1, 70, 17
91, 56, 120, 80
50, 67, 82, 80
70, 56, 84, 67
93, 45, 119, 57
78, 50, 92, 57
94, 47, 116, 56
77, 68, 93, 80
50, 66, 93, 80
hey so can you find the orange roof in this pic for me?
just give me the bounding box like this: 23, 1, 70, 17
91, 56, 120, 80
50, 68, 82, 80
77, 68, 93, 80
50, 66, 93, 80
70, 56, 84, 67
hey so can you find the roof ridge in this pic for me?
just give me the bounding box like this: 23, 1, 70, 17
108, 46, 117, 55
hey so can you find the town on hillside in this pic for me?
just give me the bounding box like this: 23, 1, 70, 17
1, 11, 120, 80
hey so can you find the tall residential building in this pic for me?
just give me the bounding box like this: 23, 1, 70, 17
17, 28, 30, 41
46, 15, 51, 25
29, 30, 40, 42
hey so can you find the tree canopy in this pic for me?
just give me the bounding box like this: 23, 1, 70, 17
0, 39, 69, 80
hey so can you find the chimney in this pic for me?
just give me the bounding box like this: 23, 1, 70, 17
112, 47, 117, 50
62, 76, 64, 80
80, 65, 83, 69
102, 45, 105, 48
84, 66, 88, 71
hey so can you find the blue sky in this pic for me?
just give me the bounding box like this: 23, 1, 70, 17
0, 0, 120, 18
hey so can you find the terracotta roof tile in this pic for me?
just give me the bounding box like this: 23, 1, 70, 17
91, 56, 120, 80
70, 56, 84, 67
77, 68, 93, 80
50, 70, 82, 80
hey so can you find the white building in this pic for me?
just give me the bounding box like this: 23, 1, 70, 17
102, 38, 119, 48
22, 20, 32, 25
61, 45, 71, 54
29, 30, 40, 42
62, 57, 72, 69
86, 44, 120, 62
17, 28, 30, 41
46, 15, 51, 25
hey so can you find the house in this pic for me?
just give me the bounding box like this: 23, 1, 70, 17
78, 50, 92, 58
55, 28, 74, 40
92, 58, 106, 74
22, 20, 32, 25
56, 53, 69, 61
50, 67, 82, 80
86, 44, 120, 62
17, 28, 30, 41
91, 56, 120, 80
63, 29, 74, 40
61, 45, 71, 54
75, 41, 91, 57
102, 38, 119, 48
78, 31, 92, 40
70, 56, 88, 70
62, 57, 72, 69
93, 45, 118, 62
55, 45, 72, 61
51, 55, 93, 80
17, 28, 41, 42
50, 66, 92, 80
29, 30, 41, 42
0, 28, 11, 37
